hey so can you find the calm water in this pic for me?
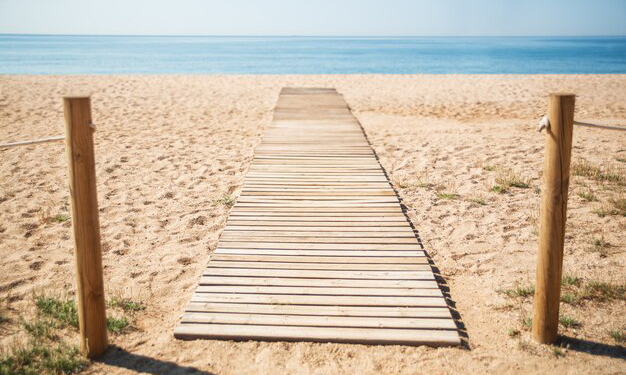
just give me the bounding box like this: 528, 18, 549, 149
1, 35, 625, 74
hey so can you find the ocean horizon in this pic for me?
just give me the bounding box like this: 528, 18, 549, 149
1, 34, 625, 74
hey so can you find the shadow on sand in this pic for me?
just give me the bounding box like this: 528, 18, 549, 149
99, 345, 215, 375
557, 336, 626, 360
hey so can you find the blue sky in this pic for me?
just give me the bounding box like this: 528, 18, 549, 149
1, 0, 625, 36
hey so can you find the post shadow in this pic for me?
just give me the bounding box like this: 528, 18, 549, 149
99, 345, 216, 375
557, 336, 626, 360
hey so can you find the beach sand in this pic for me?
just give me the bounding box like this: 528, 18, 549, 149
0, 75, 625, 374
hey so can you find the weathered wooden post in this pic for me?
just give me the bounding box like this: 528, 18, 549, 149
64, 96, 108, 358
532, 93, 575, 344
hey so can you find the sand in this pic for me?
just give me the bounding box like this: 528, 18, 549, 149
0, 75, 624, 374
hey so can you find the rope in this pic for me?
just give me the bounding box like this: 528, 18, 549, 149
573, 121, 626, 132
0, 123, 97, 149
0, 135, 65, 149
537, 116, 625, 133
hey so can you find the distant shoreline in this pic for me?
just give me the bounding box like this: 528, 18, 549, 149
1, 35, 625, 74
2, 33, 626, 38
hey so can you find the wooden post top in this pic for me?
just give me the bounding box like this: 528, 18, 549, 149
63, 95, 91, 100
549, 93, 575, 97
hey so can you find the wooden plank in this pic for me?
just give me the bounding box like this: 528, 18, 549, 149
199, 277, 437, 289
174, 324, 461, 347
214, 249, 425, 257
216, 243, 422, 250
181, 313, 456, 330
209, 254, 429, 264
184, 302, 452, 318
190, 293, 446, 307
218, 237, 419, 244
195, 285, 441, 296
207, 261, 430, 271
220, 230, 415, 237
225, 223, 410, 229
228, 213, 406, 218
203, 268, 435, 280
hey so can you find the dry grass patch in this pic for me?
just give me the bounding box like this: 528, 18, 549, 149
577, 186, 598, 202
571, 159, 625, 185
435, 182, 459, 200
215, 195, 236, 207
487, 165, 531, 194
497, 284, 535, 298
495, 167, 531, 189
610, 329, 625, 343
593, 194, 626, 217
0, 292, 148, 374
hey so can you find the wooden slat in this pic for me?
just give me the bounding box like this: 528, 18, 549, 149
184, 302, 452, 318
214, 249, 425, 257
199, 277, 438, 288
195, 285, 441, 296
209, 254, 429, 264
190, 293, 447, 307
181, 313, 456, 330
203, 268, 435, 280
207, 261, 431, 271
216, 243, 422, 250
218, 237, 419, 244
224, 225, 414, 232
174, 324, 460, 346
220, 230, 415, 236
175, 87, 459, 347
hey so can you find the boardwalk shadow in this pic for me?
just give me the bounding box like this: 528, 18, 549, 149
557, 336, 626, 359
99, 346, 215, 375
422, 247, 470, 349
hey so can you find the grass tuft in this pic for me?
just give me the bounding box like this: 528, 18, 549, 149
34, 296, 78, 329
2, 295, 89, 375
0, 340, 87, 375
106, 316, 130, 334
577, 188, 598, 202
561, 275, 582, 287
498, 284, 535, 298
51, 214, 71, 223
609, 329, 625, 343
490, 184, 508, 194
559, 315, 581, 328
107, 297, 145, 313
507, 328, 520, 337
581, 281, 625, 302
469, 196, 487, 206
589, 236, 611, 257
495, 167, 530, 189
215, 195, 236, 207
571, 159, 625, 184
0, 298, 8, 325
34, 294, 139, 334
435, 192, 458, 200
21, 318, 57, 340
551, 347, 566, 358
523, 317, 533, 330
517, 340, 536, 354
560, 293, 579, 305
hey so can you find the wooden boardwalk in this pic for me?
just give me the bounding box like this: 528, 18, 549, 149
174, 87, 461, 346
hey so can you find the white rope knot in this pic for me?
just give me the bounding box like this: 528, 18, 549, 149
537, 115, 550, 133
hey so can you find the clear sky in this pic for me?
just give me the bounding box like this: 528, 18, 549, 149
1, 0, 625, 36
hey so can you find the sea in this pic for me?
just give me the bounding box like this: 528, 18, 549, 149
0, 35, 625, 74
